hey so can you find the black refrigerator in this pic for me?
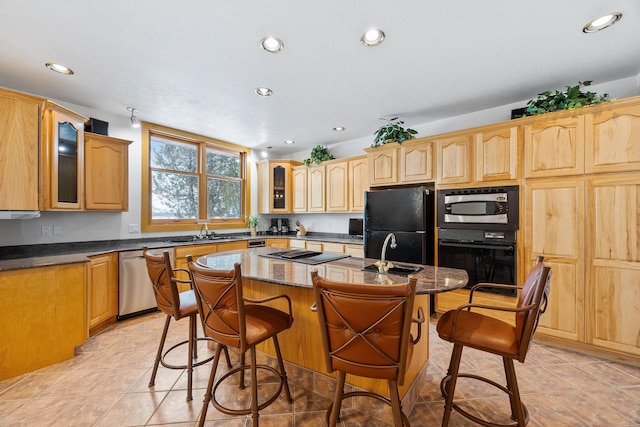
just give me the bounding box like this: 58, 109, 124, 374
364, 186, 435, 265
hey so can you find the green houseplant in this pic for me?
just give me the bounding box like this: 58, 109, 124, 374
303, 145, 335, 166
247, 214, 260, 236
514, 81, 612, 118
372, 117, 418, 148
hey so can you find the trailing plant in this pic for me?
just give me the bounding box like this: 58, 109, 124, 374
372, 117, 418, 148
515, 81, 612, 118
303, 145, 335, 166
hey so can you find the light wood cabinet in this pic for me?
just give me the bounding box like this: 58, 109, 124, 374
307, 165, 326, 212
475, 125, 520, 182
256, 160, 301, 214
292, 166, 308, 212
174, 241, 248, 291
306, 241, 324, 252
436, 133, 474, 185
289, 239, 306, 249
88, 252, 118, 334
0, 89, 44, 211
266, 238, 289, 249
585, 105, 640, 174
348, 155, 368, 212
524, 116, 585, 178
0, 263, 87, 380
84, 132, 132, 211
585, 175, 640, 357
524, 179, 585, 342
366, 139, 434, 187
345, 244, 364, 258
326, 161, 348, 212
400, 140, 434, 183
41, 101, 88, 210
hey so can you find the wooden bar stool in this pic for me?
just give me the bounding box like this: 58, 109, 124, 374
143, 247, 230, 401
436, 256, 551, 426
187, 257, 293, 427
311, 269, 425, 427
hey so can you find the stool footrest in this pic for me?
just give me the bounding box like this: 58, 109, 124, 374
160, 337, 216, 370
440, 373, 529, 427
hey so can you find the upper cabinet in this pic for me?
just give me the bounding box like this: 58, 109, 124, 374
292, 166, 308, 212
84, 132, 133, 211
585, 104, 640, 174
41, 101, 88, 210
347, 155, 368, 212
436, 133, 474, 185
475, 125, 520, 182
326, 161, 348, 212
0, 89, 44, 211
524, 115, 585, 179
257, 160, 301, 214
307, 164, 326, 212
365, 138, 434, 187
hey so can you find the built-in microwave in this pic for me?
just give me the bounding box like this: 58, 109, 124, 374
437, 185, 519, 230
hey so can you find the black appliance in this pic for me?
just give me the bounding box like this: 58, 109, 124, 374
437, 185, 520, 297
364, 186, 435, 266
348, 218, 363, 237
269, 218, 289, 234
437, 185, 519, 230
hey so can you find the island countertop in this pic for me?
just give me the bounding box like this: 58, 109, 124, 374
196, 246, 468, 294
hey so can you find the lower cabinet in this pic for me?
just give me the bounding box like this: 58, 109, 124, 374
174, 241, 248, 292
266, 238, 289, 248
289, 239, 364, 258
0, 263, 87, 380
88, 253, 118, 334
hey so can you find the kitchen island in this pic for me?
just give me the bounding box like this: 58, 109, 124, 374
196, 247, 468, 414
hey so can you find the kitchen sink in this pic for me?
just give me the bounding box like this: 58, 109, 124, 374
362, 264, 423, 276
164, 235, 236, 244
164, 236, 199, 243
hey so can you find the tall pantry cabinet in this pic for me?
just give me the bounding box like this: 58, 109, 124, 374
523, 97, 640, 359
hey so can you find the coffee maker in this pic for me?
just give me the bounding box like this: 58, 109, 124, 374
269, 218, 290, 234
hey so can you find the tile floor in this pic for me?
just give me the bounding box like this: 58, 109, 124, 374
1, 311, 639, 426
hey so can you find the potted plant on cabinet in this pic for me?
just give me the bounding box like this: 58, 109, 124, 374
372, 117, 418, 148
247, 215, 260, 237
303, 145, 335, 166
512, 80, 613, 118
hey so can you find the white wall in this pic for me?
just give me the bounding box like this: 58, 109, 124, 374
1, 75, 638, 246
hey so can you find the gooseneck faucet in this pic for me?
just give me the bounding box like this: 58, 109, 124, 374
376, 233, 397, 274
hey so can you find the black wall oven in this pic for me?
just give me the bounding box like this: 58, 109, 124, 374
437, 186, 519, 297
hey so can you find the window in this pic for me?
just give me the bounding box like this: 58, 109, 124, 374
142, 123, 249, 232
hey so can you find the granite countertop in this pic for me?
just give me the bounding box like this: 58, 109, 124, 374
197, 247, 468, 295
0, 233, 363, 272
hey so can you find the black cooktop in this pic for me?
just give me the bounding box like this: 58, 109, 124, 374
259, 249, 350, 265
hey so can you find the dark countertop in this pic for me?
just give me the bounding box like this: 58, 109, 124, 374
197, 247, 468, 295
0, 232, 363, 272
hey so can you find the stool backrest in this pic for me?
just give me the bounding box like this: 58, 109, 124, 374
311, 270, 417, 385
187, 258, 246, 350
515, 256, 552, 361
143, 248, 181, 319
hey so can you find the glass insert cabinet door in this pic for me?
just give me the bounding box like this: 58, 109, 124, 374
43, 103, 86, 210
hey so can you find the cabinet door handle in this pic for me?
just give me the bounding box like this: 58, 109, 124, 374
310, 303, 317, 312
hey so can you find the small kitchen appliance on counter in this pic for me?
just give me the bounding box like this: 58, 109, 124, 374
269, 218, 290, 234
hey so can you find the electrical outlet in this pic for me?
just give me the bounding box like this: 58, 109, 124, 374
128, 224, 140, 233
41, 225, 52, 236
53, 225, 63, 235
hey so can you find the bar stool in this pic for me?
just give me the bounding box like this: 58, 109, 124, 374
310, 270, 425, 427
143, 247, 230, 401
436, 256, 551, 426
187, 257, 293, 427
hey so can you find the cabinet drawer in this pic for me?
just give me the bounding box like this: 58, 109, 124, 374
289, 239, 306, 249
323, 242, 345, 254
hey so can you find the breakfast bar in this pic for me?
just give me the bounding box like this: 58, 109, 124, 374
196, 246, 468, 414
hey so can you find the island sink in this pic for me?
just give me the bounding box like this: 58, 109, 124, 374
362, 264, 423, 276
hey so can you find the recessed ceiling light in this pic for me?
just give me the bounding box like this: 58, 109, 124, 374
333, 126, 346, 132
284, 140, 295, 145
261, 37, 284, 53
583, 12, 622, 33
45, 62, 74, 75
255, 87, 273, 96
361, 29, 385, 46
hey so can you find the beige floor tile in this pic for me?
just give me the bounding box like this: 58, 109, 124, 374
96, 390, 168, 426
47, 393, 122, 426
0, 395, 75, 426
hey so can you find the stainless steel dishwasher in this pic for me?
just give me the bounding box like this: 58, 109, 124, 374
118, 247, 175, 319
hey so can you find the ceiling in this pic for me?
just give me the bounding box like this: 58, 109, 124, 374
1, 1, 639, 157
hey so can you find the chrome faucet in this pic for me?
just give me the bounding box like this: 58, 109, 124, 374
375, 233, 397, 274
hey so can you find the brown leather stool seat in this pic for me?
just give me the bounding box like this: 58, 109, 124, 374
143, 248, 230, 401
436, 256, 551, 427
311, 270, 425, 427
187, 257, 293, 427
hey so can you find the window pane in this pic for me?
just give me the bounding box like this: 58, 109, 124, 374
207, 177, 241, 218
152, 171, 198, 219
150, 136, 197, 172
206, 149, 240, 178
